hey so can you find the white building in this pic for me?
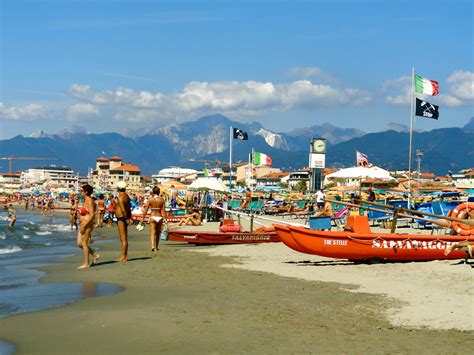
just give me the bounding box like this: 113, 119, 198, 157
152, 166, 198, 183
0, 173, 22, 194
20, 165, 79, 191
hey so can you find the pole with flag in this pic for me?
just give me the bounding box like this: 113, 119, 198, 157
229, 127, 249, 191
229, 127, 233, 191
408, 69, 439, 203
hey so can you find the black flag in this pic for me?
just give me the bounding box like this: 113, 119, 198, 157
415, 98, 439, 120
232, 127, 248, 140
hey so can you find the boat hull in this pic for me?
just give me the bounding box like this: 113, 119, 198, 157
276, 225, 472, 261
168, 230, 280, 244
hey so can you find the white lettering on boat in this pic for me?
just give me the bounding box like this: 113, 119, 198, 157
371, 239, 457, 250
183, 235, 198, 239
231, 235, 271, 241
323, 239, 348, 246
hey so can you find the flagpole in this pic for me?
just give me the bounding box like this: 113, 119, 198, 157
408, 67, 415, 206
229, 126, 233, 192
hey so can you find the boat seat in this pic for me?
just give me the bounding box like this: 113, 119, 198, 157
308, 216, 332, 230
344, 215, 371, 234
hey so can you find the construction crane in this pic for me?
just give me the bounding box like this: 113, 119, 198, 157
0, 155, 58, 174
189, 158, 228, 168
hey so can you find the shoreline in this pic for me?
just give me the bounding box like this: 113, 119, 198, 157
0, 219, 473, 353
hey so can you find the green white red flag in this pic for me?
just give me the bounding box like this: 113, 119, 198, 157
415, 75, 439, 96
252, 152, 272, 166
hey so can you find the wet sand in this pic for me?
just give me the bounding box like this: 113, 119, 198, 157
0, 219, 473, 354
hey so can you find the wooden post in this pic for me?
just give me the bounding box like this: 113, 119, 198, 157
250, 215, 254, 233
390, 209, 399, 233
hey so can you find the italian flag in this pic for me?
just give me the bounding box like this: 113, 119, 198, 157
253, 152, 272, 166
415, 75, 439, 96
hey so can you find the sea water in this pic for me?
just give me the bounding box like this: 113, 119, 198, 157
0, 212, 122, 353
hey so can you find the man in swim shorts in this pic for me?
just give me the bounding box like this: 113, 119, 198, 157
115, 181, 132, 261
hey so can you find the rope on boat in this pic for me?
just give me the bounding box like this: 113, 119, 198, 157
211, 204, 307, 228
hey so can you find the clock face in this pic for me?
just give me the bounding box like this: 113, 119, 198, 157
313, 139, 326, 153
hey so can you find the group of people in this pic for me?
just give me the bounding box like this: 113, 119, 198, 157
76, 182, 167, 269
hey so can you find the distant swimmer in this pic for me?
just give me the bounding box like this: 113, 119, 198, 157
77, 184, 100, 269
115, 181, 132, 262
141, 186, 167, 252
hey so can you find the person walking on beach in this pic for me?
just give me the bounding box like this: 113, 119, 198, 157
315, 189, 325, 208
115, 181, 132, 262
107, 195, 116, 227
95, 194, 106, 228
69, 198, 78, 231
185, 189, 195, 213
170, 185, 178, 208
77, 184, 100, 269
141, 186, 167, 252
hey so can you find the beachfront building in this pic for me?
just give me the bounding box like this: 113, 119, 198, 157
91, 156, 141, 191
452, 168, 474, 189
0, 173, 22, 194
287, 170, 310, 190
151, 166, 198, 184
256, 172, 290, 188
236, 163, 281, 188
20, 165, 79, 192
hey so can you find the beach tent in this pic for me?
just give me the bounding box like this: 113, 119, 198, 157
188, 177, 229, 192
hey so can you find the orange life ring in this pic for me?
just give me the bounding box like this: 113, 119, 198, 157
450, 202, 474, 236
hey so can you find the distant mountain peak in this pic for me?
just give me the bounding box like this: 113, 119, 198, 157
463, 117, 474, 131
385, 122, 425, 133
28, 130, 49, 138
255, 128, 290, 150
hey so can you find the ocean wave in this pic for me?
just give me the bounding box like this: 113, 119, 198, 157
0, 233, 5, 240
0, 246, 22, 255
35, 231, 52, 236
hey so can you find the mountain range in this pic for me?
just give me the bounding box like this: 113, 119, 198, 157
0, 115, 472, 176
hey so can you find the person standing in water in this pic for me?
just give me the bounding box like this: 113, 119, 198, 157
141, 186, 167, 252
77, 184, 100, 269
115, 181, 132, 262
69, 198, 78, 231
4, 204, 16, 229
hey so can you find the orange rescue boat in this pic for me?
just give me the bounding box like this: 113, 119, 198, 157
274, 215, 473, 262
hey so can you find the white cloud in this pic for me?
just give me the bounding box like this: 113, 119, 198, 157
286, 66, 340, 84
384, 70, 473, 107
0, 102, 45, 120
68, 79, 372, 122
67, 103, 100, 120
382, 76, 411, 106
442, 70, 474, 104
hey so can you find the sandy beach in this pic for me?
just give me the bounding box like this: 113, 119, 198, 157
0, 215, 473, 354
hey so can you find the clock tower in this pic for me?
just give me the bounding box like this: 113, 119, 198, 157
309, 138, 327, 192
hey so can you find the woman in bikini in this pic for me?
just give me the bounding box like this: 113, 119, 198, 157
141, 186, 167, 252
77, 184, 100, 269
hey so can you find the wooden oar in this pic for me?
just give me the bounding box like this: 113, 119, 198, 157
325, 198, 472, 232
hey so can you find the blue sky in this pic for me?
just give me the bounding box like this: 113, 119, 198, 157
1, 0, 472, 139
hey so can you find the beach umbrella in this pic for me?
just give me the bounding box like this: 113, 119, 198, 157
188, 177, 229, 192
326, 166, 395, 181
